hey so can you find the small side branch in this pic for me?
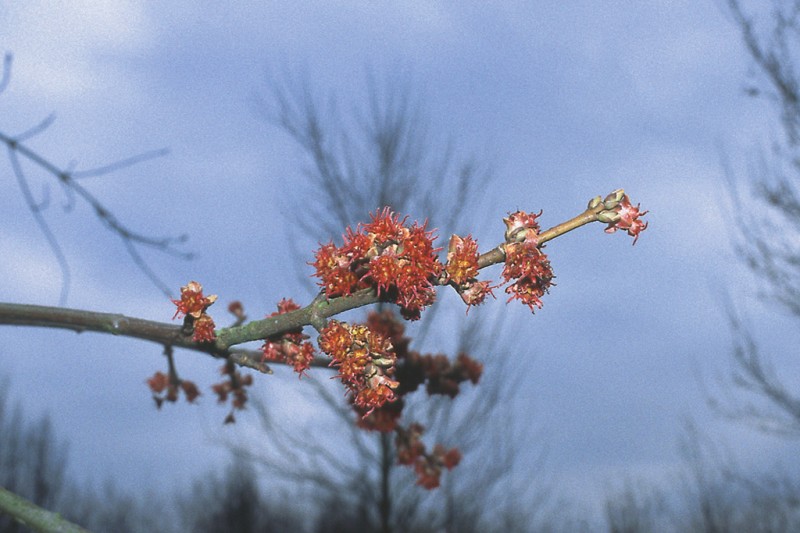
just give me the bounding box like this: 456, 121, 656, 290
1, 57, 188, 302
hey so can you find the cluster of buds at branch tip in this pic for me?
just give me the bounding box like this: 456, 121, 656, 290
591, 189, 649, 245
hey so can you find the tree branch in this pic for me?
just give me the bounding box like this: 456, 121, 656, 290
0, 191, 633, 373
0, 485, 89, 533
217, 196, 616, 349
0, 303, 273, 373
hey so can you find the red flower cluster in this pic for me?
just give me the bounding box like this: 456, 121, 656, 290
318, 319, 399, 415
312, 208, 442, 320
604, 194, 649, 245
147, 371, 200, 408
420, 352, 483, 397
396, 423, 461, 489
211, 362, 254, 424
501, 211, 555, 313
171, 281, 218, 343
445, 234, 494, 310
261, 299, 316, 376
353, 311, 483, 430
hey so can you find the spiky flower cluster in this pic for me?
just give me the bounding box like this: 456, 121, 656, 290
604, 194, 649, 244
396, 423, 462, 489
318, 319, 399, 414
171, 281, 218, 342
261, 299, 316, 376
501, 211, 555, 313
312, 208, 442, 319
355, 311, 483, 429
445, 234, 494, 310
156, 194, 648, 485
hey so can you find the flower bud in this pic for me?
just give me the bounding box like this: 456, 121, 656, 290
587, 196, 602, 209
602, 189, 625, 210
596, 210, 621, 223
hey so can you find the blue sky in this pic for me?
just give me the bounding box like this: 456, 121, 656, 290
1, 0, 798, 523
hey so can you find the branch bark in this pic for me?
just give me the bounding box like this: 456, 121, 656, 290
0, 485, 90, 533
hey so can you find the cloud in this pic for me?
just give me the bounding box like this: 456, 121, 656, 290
1, 1, 155, 102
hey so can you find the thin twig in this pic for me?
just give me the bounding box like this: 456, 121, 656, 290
1, 127, 189, 300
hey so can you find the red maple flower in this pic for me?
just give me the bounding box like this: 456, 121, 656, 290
364, 252, 401, 296
211, 363, 253, 423
180, 380, 201, 403
395, 423, 426, 465
147, 371, 169, 394
456, 353, 483, 385
192, 313, 217, 343
604, 195, 649, 244
261, 299, 316, 376
312, 243, 361, 297
319, 320, 398, 415
502, 239, 554, 313
312, 208, 443, 319
363, 207, 409, 242
445, 234, 479, 285
503, 210, 542, 243
445, 234, 494, 311
171, 281, 217, 319
412, 444, 462, 489
356, 397, 404, 432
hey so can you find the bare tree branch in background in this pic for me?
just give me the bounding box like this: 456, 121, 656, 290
719, 0, 800, 434
710, 308, 800, 436
0, 53, 190, 304
220, 69, 546, 532
600, 419, 800, 533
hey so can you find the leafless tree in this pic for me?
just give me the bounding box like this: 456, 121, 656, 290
604, 480, 667, 533
221, 69, 546, 533
719, 0, 800, 434
600, 421, 800, 533
0, 380, 69, 533
0, 53, 188, 304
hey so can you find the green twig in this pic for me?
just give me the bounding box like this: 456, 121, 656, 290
0, 485, 90, 533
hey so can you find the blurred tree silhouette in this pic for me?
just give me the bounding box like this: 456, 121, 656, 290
717, 0, 800, 435
0, 379, 168, 533
177, 458, 301, 533
0, 380, 69, 533
601, 422, 800, 532
220, 70, 546, 533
